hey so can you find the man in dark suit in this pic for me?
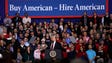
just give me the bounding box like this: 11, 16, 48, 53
18, 40, 27, 62
47, 34, 62, 50
46, 34, 62, 63
12, 13, 22, 26
102, 12, 110, 26
2, 43, 13, 63
80, 11, 89, 26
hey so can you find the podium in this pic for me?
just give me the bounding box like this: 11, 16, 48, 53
45, 49, 62, 60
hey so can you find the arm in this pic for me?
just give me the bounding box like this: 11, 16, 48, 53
102, 17, 104, 26
3, 19, 6, 24
28, 17, 31, 23
91, 51, 96, 63
22, 18, 25, 24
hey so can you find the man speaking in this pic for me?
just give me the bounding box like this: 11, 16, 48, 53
45, 34, 62, 63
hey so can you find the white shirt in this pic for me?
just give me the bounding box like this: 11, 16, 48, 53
59, 25, 63, 31
22, 17, 31, 24
101, 17, 104, 25
51, 41, 56, 49
101, 16, 109, 26
34, 49, 41, 59
20, 45, 24, 48
53, 41, 56, 49
24, 42, 30, 47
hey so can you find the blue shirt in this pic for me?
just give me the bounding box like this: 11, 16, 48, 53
65, 38, 71, 44
86, 49, 96, 63
66, 28, 71, 33
24, 42, 30, 47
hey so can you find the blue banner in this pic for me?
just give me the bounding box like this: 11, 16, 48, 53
5, 0, 108, 18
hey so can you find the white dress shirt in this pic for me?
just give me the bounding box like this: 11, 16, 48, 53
34, 49, 41, 59
59, 25, 63, 31
50, 41, 56, 49
22, 17, 31, 24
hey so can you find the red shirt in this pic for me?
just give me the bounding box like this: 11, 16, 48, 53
96, 44, 108, 54
41, 52, 45, 59
62, 51, 68, 58
76, 51, 87, 58
4, 34, 9, 39
56, 39, 62, 43
75, 43, 81, 53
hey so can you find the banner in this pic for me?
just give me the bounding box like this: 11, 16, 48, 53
5, 0, 108, 18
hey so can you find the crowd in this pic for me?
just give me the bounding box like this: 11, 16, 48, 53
0, 11, 112, 63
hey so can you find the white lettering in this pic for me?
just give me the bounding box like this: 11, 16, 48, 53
23, 5, 53, 11
9, 4, 21, 12
59, 4, 73, 11
74, 3, 105, 11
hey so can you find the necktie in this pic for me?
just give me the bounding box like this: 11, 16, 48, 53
50, 43, 54, 50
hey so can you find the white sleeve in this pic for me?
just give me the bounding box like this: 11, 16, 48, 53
34, 50, 41, 59
28, 17, 31, 23
102, 17, 104, 25
34, 50, 36, 59
22, 18, 25, 24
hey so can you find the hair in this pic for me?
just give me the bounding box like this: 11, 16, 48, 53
50, 34, 56, 38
